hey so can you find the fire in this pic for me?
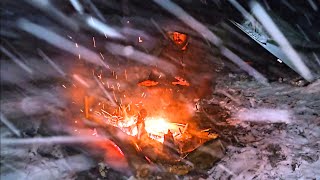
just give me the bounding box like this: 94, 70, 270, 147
112, 115, 184, 143
67, 63, 218, 163
144, 117, 184, 143
145, 117, 170, 136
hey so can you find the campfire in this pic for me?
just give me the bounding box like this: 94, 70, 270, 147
83, 93, 218, 157
51, 28, 225, 177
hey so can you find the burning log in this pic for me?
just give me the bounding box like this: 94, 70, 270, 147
138, 80, 159, 87
172, 76, 190, 86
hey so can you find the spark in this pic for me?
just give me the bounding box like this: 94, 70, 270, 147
62, 85, 67, 88
101, 109, 112, 117
250, 2, 314, 82
113, 91, 118, 102
94, 111, 101, 116
138, 36, 143, 43
75, 43, 78, 47
17, 19, 107, 67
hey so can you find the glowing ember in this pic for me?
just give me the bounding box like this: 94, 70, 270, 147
144, 117, 183, 142
112, 115, 184, 143
145, 117, 170, 136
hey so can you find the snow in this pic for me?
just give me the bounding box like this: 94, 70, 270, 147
207, 76, 320, 179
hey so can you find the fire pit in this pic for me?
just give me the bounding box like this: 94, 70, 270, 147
55, 26, 227, 177
83, 91, 219, 165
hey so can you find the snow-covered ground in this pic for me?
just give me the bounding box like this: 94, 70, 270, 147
207, 77, 320, 179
